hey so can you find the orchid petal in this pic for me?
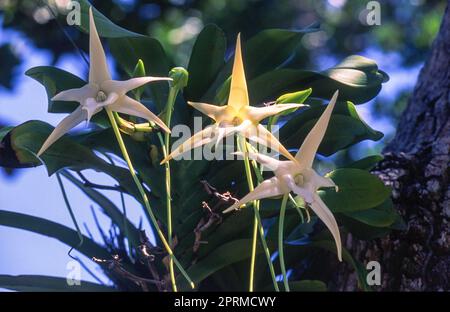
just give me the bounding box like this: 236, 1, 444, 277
310, 193, 342, 261
234, 151, 284, 172
109, 96, 170, 133
161, 126, 216, 164
88, 7, 111, 84
228, 33, 249, 111
37, 106, 87, 156
246, 103, 306, 123
223, 177, 284, 213
51, 84, 97, 102
295, 90, 339, 167
102, 77, 172, 96
187, 101, 226, 121
243, 124, 297, 162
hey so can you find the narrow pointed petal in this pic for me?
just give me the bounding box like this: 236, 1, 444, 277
223, 177, 284, 213
51, 84, 97, 102
109, 96, 170, 133
295, 90, 339, 166
246, 103, 307, 123
310, 193, 342, 261
102, 77, 172, 96
243, 124, 296, 162
161, 126, 216, 164
88, 7, 111, 83
37, 106, 87, 156
187, 101, 225, 121
315, 173, 338, 191
227, 33, 249, 110
234, 151, 284, 172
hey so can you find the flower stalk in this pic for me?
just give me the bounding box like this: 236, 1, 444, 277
106, 107, 194, 289
237, 136, 279, 292
278, 193, 290, 291
158, 67, 189, 292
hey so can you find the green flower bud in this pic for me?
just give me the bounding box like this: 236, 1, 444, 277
169, 67, 189, 90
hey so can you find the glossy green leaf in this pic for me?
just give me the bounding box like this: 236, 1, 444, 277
177, 239, 262, 290
186, 24, 227, 101
342, 198, 398, 227
281, 101, 383, 156
204, 25, 319, 101
249, 55, 388, 104
319, 168, 391, 212
26, 66, 85, 114
108, 37, 171, 111
74, 0, 142, 38
345, 155, 384, 171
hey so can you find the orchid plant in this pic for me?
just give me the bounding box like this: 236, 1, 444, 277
0, 2, 400, 292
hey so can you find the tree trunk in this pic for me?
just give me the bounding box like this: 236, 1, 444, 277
332, 3, 450, 291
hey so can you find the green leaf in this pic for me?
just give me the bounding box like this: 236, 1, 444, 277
177, 239, 262, 290
0, 210, 110, 259
345, 155, 384, 171
281, 101, 383, 156
0, 126, 13, 141
73, 0, 142, 38
244, 26, 319, 78
338, 215, 391, 240
276, 88, 312, 104
0, 275, 115, 292
342, 198, 398, 227
25, 66, 85, 114
204, 25, 319, 101
108, 37, 171, 111
319, 168, 391, 212
249, 55, 388, 104
186, 24, 226, 101
264, 280, 327, 291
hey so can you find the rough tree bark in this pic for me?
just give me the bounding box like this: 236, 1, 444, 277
331, 3, 450, 291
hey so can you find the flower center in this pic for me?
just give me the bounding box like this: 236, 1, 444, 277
294, 173, 304, 186
96, 91, 107, 103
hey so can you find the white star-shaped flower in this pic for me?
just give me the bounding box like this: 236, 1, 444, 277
38, 7, 171, 157
160, 34, 306, 164
223, 91, 342, 261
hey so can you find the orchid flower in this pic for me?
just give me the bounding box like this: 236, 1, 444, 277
223, 90, 342, 261
37, 7, 171, 157
160, 34, 306, 164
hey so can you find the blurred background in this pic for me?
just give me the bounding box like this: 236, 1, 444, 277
0, 0, 446, 288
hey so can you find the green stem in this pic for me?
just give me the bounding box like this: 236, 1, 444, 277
56, 172, 83, 252
161, 86, 178, 291
279, 193, 290, 291
106, 108, 194, 289
238, 136, 279, 292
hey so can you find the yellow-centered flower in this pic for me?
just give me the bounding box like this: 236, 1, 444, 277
160, 34, 306, 164
223, 91, 342, 261
38, 7, 171, 157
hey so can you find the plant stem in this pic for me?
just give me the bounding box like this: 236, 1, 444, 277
56, 173, 84, 249
161, 86, 178, 291
279, 193, 290, 291
106, 108, 194, 289
237, 136, 279, 292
